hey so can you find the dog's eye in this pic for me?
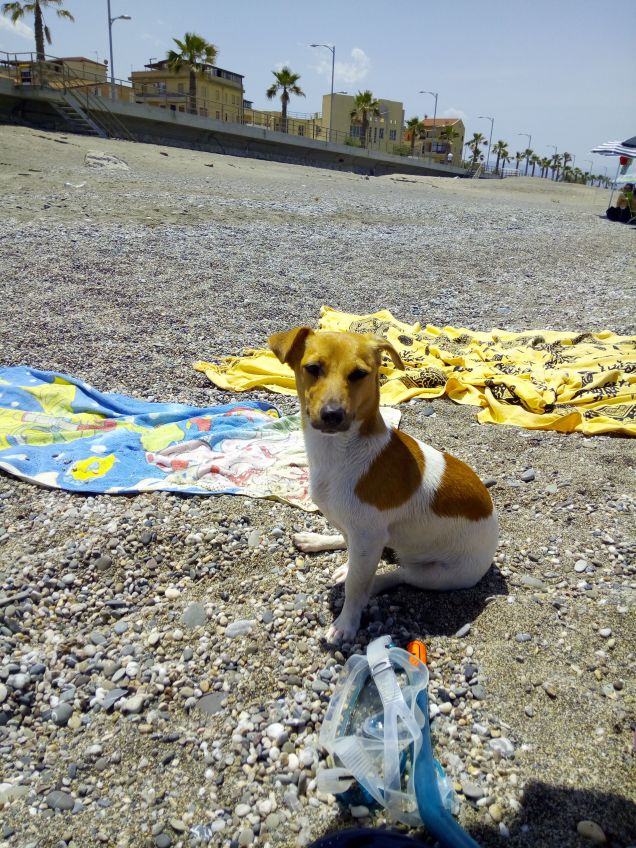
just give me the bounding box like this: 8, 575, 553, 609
348, 368, 369, 382
304, 363, 321, 377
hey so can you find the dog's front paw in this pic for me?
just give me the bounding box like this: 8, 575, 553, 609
326, 614, 359, 645
332, 561, 349, 584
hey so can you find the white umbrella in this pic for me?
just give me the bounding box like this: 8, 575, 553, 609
590, 140, 634, 205
591, 140, 636, 157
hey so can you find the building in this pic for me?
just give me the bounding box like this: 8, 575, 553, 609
242, 106, 325, 139
405, 117, 465, 164
322, 93, 405, 150
130, 59, 244, 121
0, 55, 130, 100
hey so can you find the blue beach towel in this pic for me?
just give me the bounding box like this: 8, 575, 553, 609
0, 367, 313, 509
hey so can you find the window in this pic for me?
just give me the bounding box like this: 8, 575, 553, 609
177, 83, 184, 94
178, 106, 185, 112
170, 104, 176, 111
373, 127, 377, 142
389, 129, 397, 141
158, 82, 166, 94
298, 125, 305, 136
432, 142, 449, 153
349, 125, 361, 137
216, 110, 220, 119
379, 128, 384, 139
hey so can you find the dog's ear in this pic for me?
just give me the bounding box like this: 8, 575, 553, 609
268, 327, 314, 368
369, 337, 405, 370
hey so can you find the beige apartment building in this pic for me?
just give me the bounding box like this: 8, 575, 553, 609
130, 59, 244, 121
322, 93, 405, 149
406, 117, 465, 164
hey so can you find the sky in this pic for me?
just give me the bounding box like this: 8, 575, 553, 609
1, 0, 635, 173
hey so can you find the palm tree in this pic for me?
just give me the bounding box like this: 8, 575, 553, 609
166, 33, 218, 116
514, 150, 524, 172
466, 132, 487, 168
499, 146, 510, 178
551, 152, 562, 181
440, 124, 460, 159
1, 0, 74, 61
540, 157, 551, 178
561, 152, 573, 177
491, 139, 508, 174
530, 153, 541, 177
266, 66, 305, 133
406, 116, 423, 156
349, 90, 380, 149
522, 147, 533, 176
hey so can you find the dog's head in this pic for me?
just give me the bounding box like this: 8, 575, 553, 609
269, 327, 404, 434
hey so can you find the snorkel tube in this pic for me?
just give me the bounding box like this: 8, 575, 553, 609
412, 675, 480, 848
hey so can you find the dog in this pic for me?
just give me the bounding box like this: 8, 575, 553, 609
268, 327, 499, 644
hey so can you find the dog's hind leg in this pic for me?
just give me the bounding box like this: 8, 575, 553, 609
293, 532, 346, 553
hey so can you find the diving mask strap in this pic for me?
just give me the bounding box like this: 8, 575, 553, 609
367, 636, 423, 818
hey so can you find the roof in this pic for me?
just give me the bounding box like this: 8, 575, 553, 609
59, 56, 106, 66
141, 59, 243, 82
420, 117, 463, 127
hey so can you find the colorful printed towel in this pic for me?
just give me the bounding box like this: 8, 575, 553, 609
195, 307, 636, 436
0, 367, 313, 508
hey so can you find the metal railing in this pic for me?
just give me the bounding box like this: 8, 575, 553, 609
0, 51, 136, 139
1, 51, 465, 166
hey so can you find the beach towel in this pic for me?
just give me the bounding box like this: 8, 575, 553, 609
194, 307, 636, 437
0, 366, 313, 508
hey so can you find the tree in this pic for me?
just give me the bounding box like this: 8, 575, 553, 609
406, 116, 423, 156
466, 132, 487, 168
499, 146, 510, 178
266, 66, 305, 133
349, 90, 380, 149
551, 152, 563, 181
540, 157, 551, 178
530, 153, 541, 177
166, 33, 218, 116
440, 124, 460, 159
522, 147, 533, 176
514, 150, 524, 172
2, 0, 74, 61
492, 139, 508, 174
561, 151, 573, 177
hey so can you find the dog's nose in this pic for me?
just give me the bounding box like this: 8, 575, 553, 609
320, 404, 345, 429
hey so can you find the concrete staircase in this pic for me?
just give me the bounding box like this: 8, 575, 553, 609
52, 92, 106, 137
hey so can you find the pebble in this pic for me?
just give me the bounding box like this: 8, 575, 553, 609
488, 737, 515, 758
155, 834, 172, 848
46, 790, 75, 811
51, 702, 73, 726
350, 805, 370, 818
574, 559, 589, 573
182, 602, 207, 628
195, 693, 225, 716
225, 619, 256, 638
520, 468, 536, 482
576, 820, 607, 843
461, 782, 484, 800
515, 632, 532, 642
598, 628, 612, 638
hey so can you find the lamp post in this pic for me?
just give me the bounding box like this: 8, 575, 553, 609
107, 0, 131, 101
478, 115, 494, 171
518, 132, 532, 174
419, 90, 438, 160
310, 43, 335, 143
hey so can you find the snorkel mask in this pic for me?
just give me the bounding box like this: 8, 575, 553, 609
318, 635, 480, 848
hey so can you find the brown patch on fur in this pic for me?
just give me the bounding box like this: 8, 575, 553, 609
432, 453, 493, 521
356, 429, 425, 510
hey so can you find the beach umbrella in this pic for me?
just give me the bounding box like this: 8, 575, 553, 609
591, 140, 636, 157
590, 139, 635, 205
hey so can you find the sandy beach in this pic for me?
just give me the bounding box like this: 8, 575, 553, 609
0, 125, 634, 848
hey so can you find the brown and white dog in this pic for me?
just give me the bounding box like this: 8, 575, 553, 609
268, 327, 498, 644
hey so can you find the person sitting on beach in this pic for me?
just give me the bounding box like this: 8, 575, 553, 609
606, 183, 634, 223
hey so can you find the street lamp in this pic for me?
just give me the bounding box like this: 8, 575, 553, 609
478, 115, 494, 171
419, 91, 438, 161
107, 0, 131, 101
310, 43, 335, 143
518, 132, 532, 174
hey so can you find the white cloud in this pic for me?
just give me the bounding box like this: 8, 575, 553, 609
0, 14, 33, 40
442, 107, 468, 124
313, 47, 370, 86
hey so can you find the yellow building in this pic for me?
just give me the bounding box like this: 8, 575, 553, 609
406, 117, 465, 164
243, 106, 325, 139
130, 59, 244, 120
322, 93, 405, 149
2, 55, 129, 100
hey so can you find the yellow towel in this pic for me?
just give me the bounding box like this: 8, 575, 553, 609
194, 307, 636, 436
